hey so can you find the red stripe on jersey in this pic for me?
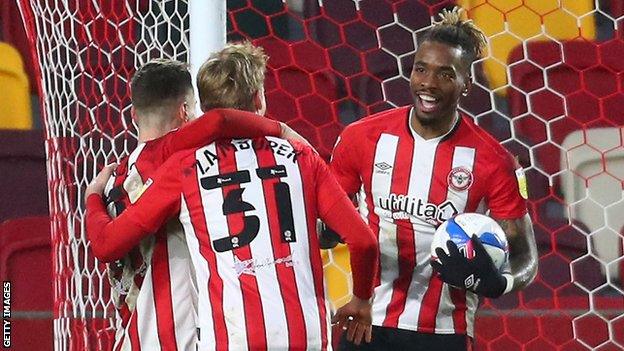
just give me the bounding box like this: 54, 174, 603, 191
184, 168, 229, 347
449, 286, 467, 332
217, 145, 268, 349
128, 311, 141, 351
151, 230, 178, 350
118, 304, 131, 337
129, 248, 144, 281
254, 142, 307, 348
417, 275, 444, 331
417, 143, 453, 331
359, 146, 382, 288
382, 136, 416, 327
427, 143, 453, 206
296, 153, 329, 350
114, 304, 131, 351
463, 168, 478, 215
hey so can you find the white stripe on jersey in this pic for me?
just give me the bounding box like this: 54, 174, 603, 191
136, 266, 159, 347
444, 146, 476, 335
232, 139, 290, 349
397, 137, 439, 329
166, 226, 199, 350
369, 133, 400, 326
115, 321, 131, 351
433, 146, 476, 333
180, 196, 215, 350
465, 291, 479, 336
434, 283, 455, 332
270, 136, 324, 348
357, 185, 369, 224
124, 143, 148, 203
195, 143, 250, 350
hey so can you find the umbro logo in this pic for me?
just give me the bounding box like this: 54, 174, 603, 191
374, 162, 393, 172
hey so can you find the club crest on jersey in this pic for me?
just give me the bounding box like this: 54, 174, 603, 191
447, 166, 473, 191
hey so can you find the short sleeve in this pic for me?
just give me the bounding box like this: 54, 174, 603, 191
313, 153, 352, 217
329, 126, 362, 195
486, 153, 528, 219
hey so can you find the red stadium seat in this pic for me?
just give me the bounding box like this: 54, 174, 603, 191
507, 37, 624, 308
0, 130, 49, 223
508, 38, 624, 173
0, 216, 53, 350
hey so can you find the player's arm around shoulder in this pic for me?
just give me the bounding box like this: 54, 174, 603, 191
85, 151, 190, 262
165, 108, 312, 155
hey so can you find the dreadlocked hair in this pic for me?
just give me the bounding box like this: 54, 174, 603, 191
421, 6, 487, 66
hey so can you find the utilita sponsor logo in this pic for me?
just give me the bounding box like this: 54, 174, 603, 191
377, 194, 458, 223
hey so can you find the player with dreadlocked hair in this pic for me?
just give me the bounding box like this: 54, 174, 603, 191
330, 6, 538, 351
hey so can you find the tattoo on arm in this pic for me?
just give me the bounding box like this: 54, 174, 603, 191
495, 214, 538, 292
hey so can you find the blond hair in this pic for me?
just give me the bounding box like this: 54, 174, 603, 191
197, 41, 268, 112
423, 6, 487, 66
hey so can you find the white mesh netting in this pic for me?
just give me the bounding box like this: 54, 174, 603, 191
19, 0, 624, 349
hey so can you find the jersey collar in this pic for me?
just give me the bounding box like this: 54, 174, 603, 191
407, 106, 461, 143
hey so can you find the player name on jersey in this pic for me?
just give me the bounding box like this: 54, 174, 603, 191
196, 138, 300, 175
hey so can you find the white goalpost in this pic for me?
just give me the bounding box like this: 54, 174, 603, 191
17, 0, 624, 349
18, 1, 225, 349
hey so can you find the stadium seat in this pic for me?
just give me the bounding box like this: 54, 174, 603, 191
0, 216, 53, 350
0, 42, 32, 129
0, 130, 48, 223
559, 128, 624, 284
508, 38, 624, 285
508, 38, 624, 166
459, 0, 596, 94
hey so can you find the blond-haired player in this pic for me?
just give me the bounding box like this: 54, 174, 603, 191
197, 41, 268, 114
88, 42, 378, 350
99, 57, 308, 350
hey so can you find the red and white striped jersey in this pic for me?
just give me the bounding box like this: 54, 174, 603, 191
88, 136, 378, 350
105, 142, 197, 351
99, 109, 283, 350
181, 138, 330, 350
330, 106, 527, 336
104, 142, 198, 351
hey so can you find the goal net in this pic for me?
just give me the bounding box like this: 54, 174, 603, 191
19, 0, 624, 350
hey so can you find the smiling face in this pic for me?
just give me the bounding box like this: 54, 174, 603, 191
410, 40, 471, 131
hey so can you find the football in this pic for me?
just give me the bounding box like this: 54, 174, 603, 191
431, 213, 509, 271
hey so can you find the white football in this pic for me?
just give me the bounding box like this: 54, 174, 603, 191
430, 213, 509, 271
